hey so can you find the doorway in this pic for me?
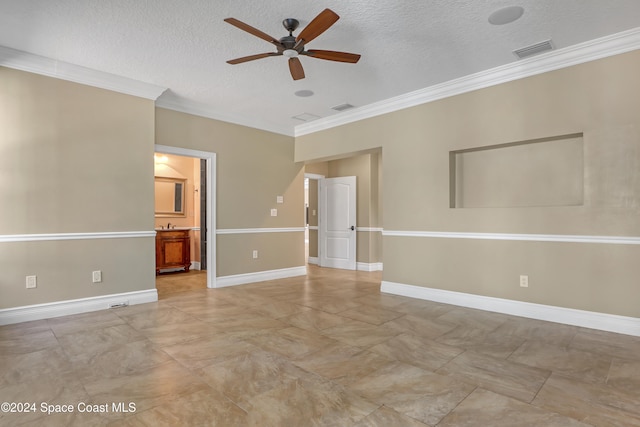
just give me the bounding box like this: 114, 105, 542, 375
304, 172, 358, 270
304, 151, 383, 272
304, 173, 324, 266
154, 144, 216, 289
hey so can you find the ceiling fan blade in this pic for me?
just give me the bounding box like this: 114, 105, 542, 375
224, 18, 282, 46
288, 57, 305, 80
304, 50, 361, 63
227, 52, 280, 65
296, 8, 339, 44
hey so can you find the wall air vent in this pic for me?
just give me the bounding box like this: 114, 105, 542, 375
331, 103, 355, 112
513, 39, 554, 59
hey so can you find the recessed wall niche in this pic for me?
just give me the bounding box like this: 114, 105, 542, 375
450, 133, 584, 208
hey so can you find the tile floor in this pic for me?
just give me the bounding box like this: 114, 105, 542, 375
1, 266, 640, 426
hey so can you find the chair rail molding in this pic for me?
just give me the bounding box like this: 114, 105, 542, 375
382, 230, 640, 245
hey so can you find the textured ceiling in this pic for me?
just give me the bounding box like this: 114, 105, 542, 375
1, 1, 640, 135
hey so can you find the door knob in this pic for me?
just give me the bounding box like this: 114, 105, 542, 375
350, 226, 355, 231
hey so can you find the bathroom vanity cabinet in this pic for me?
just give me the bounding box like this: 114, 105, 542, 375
155, 229, 191, 274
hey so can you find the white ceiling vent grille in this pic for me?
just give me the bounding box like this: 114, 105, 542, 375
332, 103, 355, 112
513, 39, 554, 59
292, 113, 321, 122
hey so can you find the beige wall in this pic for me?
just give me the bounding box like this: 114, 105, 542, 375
0, 67, 156, 309
4, 49, 639, 321
217, 232, 303, 277
1, 68, 305, 311
155, 108, 305, 276
295, 50, 640, 318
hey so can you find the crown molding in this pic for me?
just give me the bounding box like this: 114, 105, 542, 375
294, 26, 640, 137
155, 97, 295, 137
0, 46, 167, 100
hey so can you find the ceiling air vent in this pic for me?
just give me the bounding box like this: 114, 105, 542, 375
332, 103, 355, 112
292, 113, 321, 122
513, 39, 554, 59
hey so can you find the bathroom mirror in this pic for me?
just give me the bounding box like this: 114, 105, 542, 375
155, 177, 186, 217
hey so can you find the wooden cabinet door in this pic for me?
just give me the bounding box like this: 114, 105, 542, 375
156, 230, 191, 274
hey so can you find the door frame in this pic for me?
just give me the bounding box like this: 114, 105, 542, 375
155, 144, 217, 288
304, 173, 324, 265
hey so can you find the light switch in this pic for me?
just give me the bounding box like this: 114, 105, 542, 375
271, 209, 278, 216
26, 275, 37, 289
276, 196, 284, 204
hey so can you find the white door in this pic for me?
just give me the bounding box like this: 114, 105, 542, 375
319, 176, 357, 270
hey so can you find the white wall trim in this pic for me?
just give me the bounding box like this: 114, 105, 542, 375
307, 226, 382, 232
382, 230, 640, 245
304, 173, 326, 180
216, 227, 305, 234
216, 266, 307, 288
357, 262, 383, 272
0, 289, 158, 326
381, 281, 640, 337
307, 259, 381, 271
295, 27, 640, 137
0, 231, 155, 243
0, 45, 167, 100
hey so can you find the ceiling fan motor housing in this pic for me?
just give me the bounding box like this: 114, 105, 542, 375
279, 35, 300, 51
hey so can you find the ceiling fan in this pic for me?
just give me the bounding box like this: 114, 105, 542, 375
224, 8, 361, 80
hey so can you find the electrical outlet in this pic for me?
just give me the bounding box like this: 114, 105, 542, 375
519, 275, 529, 288
26, 275, 37, 289
276, 196, 284, 204
252, 250, 258, 259
270, 209, 277, 216
92, 270, 102, 283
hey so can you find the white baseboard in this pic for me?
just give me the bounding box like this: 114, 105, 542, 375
216, 266, 307, 288
307, 259, 382, 271
0, 289, 158, 326
381, 281, 640, 337
357, 262, 384, 272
